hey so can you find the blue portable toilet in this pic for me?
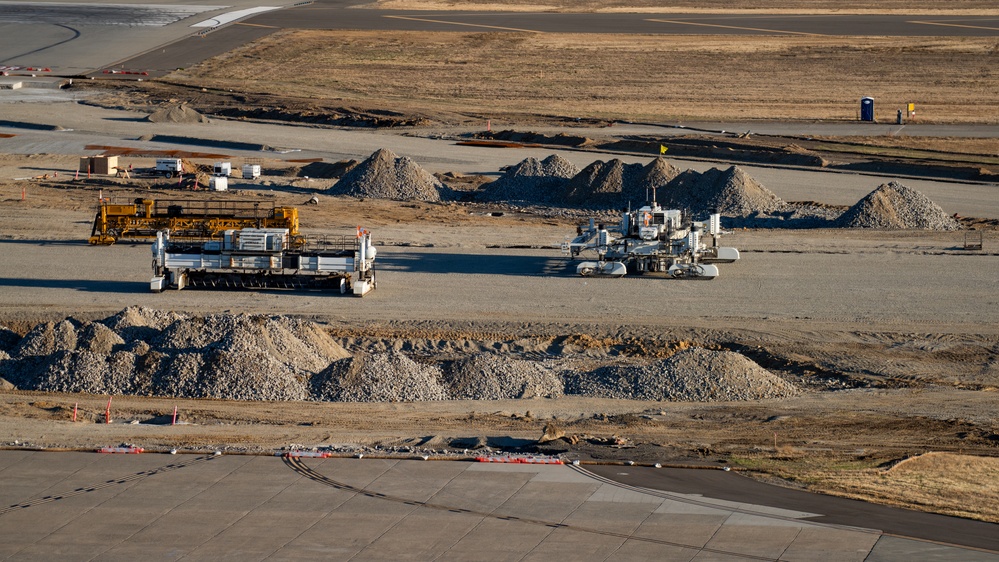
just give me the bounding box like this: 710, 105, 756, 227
860, 97, 875, 122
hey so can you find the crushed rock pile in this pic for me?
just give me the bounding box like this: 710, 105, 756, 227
0, 311, 800, 404
327, 148, 442, 201
481, 156, 780, 215
440, 355, 564, 400
146, 104, 209, 124
0, 308, 350, 401
311, 352, 448, 402
835, 181, 960, 230
564, 348, 800, 401
660, 166, 785, 215
478, 155, 578, 203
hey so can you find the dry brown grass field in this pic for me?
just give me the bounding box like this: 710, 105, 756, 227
373, 0, 999, 14
172, 32, 999, 125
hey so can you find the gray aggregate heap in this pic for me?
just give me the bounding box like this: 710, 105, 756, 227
564, 347, 800, 401
660, 166, 786, 216
441, 354, 564, 400
0, 311, 800, 404
0, 309, 351, 400
478, 154, 578, 204
835, 181, 960, 230
327, 148, 443, 201
311, 352, 448, 402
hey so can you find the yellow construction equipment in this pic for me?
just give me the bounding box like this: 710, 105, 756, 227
89, 199, 301, 245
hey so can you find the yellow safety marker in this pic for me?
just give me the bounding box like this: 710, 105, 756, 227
907, 20, 999, 32
646, 18, 826, 36
384, 15, 542, 33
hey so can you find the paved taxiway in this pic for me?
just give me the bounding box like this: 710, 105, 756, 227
1, 451, 996, 560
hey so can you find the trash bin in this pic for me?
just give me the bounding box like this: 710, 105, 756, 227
860, 97, 874, 122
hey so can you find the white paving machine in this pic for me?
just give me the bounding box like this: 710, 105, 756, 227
151, 227, 377, 296
562, 203, 739, 280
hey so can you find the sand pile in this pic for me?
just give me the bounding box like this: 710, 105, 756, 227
146, 104, 209, 124
311, 352, 448, 402
564, 348, 800, 401
440, 355, 564, 400
661, 166, 785, 215
478, 154, 578, 203
327, 148, 442, 201
836, 182, 960, 230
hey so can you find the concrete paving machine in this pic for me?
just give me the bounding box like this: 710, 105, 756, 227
151, 227, 377, 296
89, 199, 300, 245
562, 203, 739, 280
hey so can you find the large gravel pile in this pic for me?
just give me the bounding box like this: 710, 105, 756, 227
660, 166, 785, 215
478, 155, 578, 203
564, 347, 800, 401
0, 309, 350, 401
440, 355, 564, 400
327, 148, 442, 201
311, 352, 448, 402
0, 312, 799, 404
835, 181, 960, 230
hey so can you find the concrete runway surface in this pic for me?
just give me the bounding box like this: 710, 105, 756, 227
1, 450, 996, 561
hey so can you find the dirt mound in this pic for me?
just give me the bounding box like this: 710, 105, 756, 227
836, 181, 960, 230
146, 104, 209, 124
311, 352, 448, 402
440, 355, 564, 400
478, 154, 578, 203
661, 166, 785, 216
565, 347, 800, 401
297, 160, 358, 179
327, 148, 442, 201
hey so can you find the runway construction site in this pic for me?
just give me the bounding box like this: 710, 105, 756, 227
0, 0, 998, 558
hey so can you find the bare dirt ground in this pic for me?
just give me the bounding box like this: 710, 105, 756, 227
150, 32, 999, 125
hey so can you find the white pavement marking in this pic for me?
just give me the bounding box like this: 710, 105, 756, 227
191, 6, 280, 28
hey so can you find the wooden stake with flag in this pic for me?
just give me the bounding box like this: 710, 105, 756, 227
660, 145, 668, 154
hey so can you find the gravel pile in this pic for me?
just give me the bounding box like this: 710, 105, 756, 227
440, 355, 564, 400
563, 159, 640, 207
0, 310, 350, 401
660, 166, 786, 215
478, 155, 578, 204
626, 157, 682, 205
0, 312, 799, 404
835, 181, 960, 230
146, 104, 209, 124
564, 347, 799, 401
311, 352, 448, 402
327, 148, 442, 201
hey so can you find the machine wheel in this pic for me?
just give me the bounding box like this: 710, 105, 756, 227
579, 266, 594, 277
164, 171, 174, 178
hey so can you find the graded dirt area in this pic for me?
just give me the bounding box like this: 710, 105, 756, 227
148, 32, 999, 125
0, 161, 997, 522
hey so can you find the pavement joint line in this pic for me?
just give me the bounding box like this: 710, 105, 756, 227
906, 20, 999, 31
382, 15, 543, 34
0, 454, 218, 516
283, 456, 780, 560
645, 18, 827, 36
